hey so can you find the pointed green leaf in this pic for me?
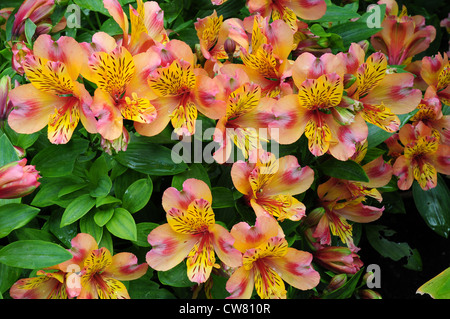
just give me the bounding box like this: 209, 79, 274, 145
0, 240, 72, 269
106, 208, 137, 241
60, 194, 96, 227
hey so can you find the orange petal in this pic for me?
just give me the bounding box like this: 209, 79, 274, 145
146, 223, 198, 271
8, 84, 63, 135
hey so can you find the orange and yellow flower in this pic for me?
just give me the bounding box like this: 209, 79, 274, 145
104, 0, 168, 55
247, 0, 326, 31
307, 160, 388, 250
233, 15, 296, 98
231, 151, 314, 222
226, 214, 320, 299
146, 179, 242, 284
8, 35, 97, 144
370, 0, 436, 66
420, 52, 450, 106
10, 233, 148, 299
81, 40, 159, 140
341, 43, 422, 134
393, 122, 450, 190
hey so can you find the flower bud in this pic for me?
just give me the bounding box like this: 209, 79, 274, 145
11, 41, 33, 75
0, 159, 41, 199
332, 106, 356, 126
324, 274, 347, 294
357, 289, 382, 299
0, 76, 12, 125
224, 38, 236, 59
313, 246, 363, 274
100, 127, 130, 155
12, 0, 56, 39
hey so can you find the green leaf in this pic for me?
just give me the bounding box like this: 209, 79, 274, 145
106, 208, 137, 241
94, 207, 115, 227
365, 225, 422, 270
31, 176, 86, 207
172, 163, 211, 190
412, 175, 450, 238
158, 261, 193, 288
122, 178, 153, 213
24, 19, 37, 44
114, 142, 188, 176
0, 204, 40, 238
80, 211, 103, 243
31, 139, 89, 177
73, 0, 110, 15
212, 187, 235, 209
308, 2, 360, 23
318, 158, 369, 182
0, 240, 72, 269
417, 267, 450, 299
89, 175, 112, 198
48, 210, 79, 248
60, 194, 96, 227
327, 22, 382, 48
0, 134, 19, 167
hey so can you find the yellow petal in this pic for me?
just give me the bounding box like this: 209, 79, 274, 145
47, 100, 80, 144
298, 73, 343, 110
170, 100, 198, 136
121, 92, 157, 123
355, 53, 387, 98
167, 198, 215, 235
148, 60, 196, 97
304, 118, 332, 156
186, 235, 215, 283
24, 56, 75, 95
88, 47, 136, 97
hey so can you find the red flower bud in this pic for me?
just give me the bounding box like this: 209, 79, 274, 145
0, 159, 41, 199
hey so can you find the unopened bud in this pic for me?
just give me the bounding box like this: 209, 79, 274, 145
333, 106, 355, 125
224, 38, 236, 58
324, 274, 347, 294
357, 289, 382, 299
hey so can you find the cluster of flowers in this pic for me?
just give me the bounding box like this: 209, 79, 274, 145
1, 0, 449, 299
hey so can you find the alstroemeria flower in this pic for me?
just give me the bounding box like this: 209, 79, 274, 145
0, 158, 40, 199
211, 66, 267, 163
341, 43, 422, 133
57, 233, 148, 299
226, 214, 320, 299
235, 15, 295, 97
194, 10, 232, 61
370, 2, 436, 66
82, 43, 160, 140
410, 90, 450, 145
140, 40, 225, 137
247, 0, 326, 31
11, 233, 147, 299
146, 179, 242, 284
313, 246, 363, 275
420, 52, 450, 106
308, 176, 384, 250
8, 35, 97, 144
393, 122, 450, 190
231, 151, 314, 222
10, 270, 69, 299
104, 0, 168, 55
